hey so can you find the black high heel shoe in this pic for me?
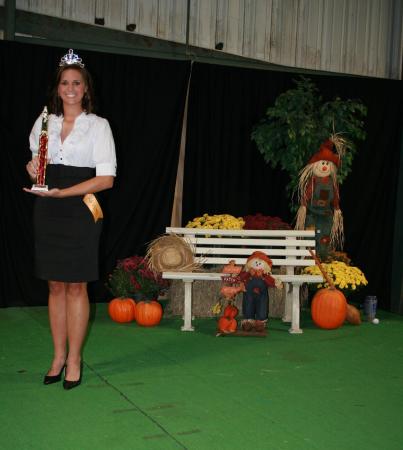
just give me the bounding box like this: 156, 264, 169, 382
63, 362, 83, 390
43, 364, 65, 385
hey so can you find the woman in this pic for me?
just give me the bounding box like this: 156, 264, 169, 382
25, 49, 116, 390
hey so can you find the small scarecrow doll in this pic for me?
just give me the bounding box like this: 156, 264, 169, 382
239, 251, 283, 332
295, 138, 344, 261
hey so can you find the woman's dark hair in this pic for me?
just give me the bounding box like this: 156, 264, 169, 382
48, 64, 96, 115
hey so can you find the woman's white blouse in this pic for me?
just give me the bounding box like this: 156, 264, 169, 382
29, 112, 117, 176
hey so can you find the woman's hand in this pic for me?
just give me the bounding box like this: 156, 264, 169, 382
23, 187, 63, 198
26, 157, 39, 181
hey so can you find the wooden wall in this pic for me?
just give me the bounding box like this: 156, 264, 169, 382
9, 0, 403, 79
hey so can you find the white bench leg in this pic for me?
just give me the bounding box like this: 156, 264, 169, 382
289, 282, 303, 334
282, 283, 292, 323
181, 280, 195, 331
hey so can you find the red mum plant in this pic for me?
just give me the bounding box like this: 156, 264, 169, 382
107, 255, 169, 300
243, 213, 291, 230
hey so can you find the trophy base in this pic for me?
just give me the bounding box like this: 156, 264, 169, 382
31, 184, 48, 192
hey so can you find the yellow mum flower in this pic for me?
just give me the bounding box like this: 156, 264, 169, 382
303, 260, 368, 295
186, 213, 245, 230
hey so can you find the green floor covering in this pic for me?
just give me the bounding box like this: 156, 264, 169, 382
0, 304, 402, 450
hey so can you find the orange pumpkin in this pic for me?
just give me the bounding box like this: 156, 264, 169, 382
311, 288, 347, 329
223, 303, 239, 319
135, 300, 163, 327
218, 316, 237, 333
108, 298, 136, 323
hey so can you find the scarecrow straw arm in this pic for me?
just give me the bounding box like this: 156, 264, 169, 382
308, 249, 336, 290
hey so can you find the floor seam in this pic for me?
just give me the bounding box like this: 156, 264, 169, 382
85, 362, 188, 449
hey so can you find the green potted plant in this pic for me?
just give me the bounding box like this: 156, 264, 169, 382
251, 77, 367, 207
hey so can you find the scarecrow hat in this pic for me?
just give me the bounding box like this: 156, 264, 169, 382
308, 139, 340, 167
246, 251, 273, 268
146, 234, 201, 273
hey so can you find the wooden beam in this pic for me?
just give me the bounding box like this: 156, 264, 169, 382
4, 0, 15, 40
0, 7, 353, 77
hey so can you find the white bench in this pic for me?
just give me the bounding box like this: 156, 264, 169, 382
162, 227, 323, 334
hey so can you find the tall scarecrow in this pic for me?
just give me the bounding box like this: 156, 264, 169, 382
295, 137, 345, 261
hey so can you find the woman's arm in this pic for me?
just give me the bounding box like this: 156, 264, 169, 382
58, 175, 114, 197
24, 175, 114, 197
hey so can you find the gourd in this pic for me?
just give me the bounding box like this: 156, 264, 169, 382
345, 303, 361, 325
135, 300, 163, 326
108, 298, 136, 323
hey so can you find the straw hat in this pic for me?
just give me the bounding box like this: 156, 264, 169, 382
146, 234, 200, 273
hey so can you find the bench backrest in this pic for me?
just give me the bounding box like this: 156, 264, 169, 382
166, 227, 318, 272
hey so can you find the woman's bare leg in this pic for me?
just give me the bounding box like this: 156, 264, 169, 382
65, 282, 89, 381
47, 281, 67, 375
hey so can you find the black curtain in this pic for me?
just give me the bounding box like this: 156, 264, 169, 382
0, 41, 190, 307
183, 63, 403, 311
183, 65, 294, 223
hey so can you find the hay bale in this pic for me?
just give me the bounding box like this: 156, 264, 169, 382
164, 266, 287, 318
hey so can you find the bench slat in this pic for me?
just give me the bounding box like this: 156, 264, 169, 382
194, 247, 313, 256
186, 237, 316, 247
195, 257, 316, 266
162, 272, 323, 283
167, 227, 316, 237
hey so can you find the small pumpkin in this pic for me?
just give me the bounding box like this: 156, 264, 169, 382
217, 316, 237, 333
346, 303, 361, 325
223, 303, 239, 319
135, 300, 163, 327
311, 288, 347, 329
108, 298, 136, 323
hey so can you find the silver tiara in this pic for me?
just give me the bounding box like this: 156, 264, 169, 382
59, 49, 84, 68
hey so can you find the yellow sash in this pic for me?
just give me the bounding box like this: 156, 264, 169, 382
83, 194, 103, 222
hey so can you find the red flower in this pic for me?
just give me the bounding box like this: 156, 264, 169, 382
130, 275, 141, 291
107, 255, 169, 298
243, 213, 291, 230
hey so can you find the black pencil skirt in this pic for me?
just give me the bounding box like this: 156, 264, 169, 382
33, 164, 102, 282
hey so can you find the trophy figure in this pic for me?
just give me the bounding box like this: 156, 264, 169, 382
31, 106, 49, 191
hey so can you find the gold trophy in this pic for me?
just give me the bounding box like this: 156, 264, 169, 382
31, 106, 49, 191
